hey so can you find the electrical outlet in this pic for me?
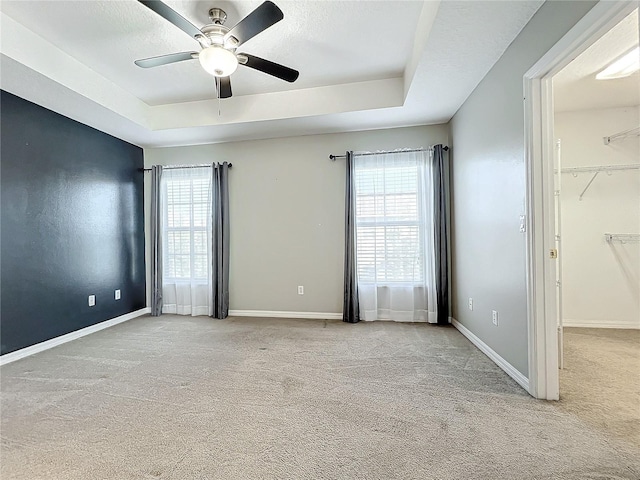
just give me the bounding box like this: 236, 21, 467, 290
115, 289, 121, 300
492, 310, 499, 326
468, 298, 473, 311
298, 286, 304, 295
88, 295, 96, 307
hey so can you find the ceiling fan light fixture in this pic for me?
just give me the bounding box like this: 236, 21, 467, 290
199, 46, 238, 77
596, 46, 639, 80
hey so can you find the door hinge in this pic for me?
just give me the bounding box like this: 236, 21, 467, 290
550, 248, 558, 259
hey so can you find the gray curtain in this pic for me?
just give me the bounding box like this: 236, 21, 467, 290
211, 162, 230, 319
343, 151, 360, 323
433, 145, 450, 324
150, 165, 163, 316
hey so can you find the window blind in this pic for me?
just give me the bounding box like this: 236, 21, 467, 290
163, 172, 211, 282
354, 157, 426, 284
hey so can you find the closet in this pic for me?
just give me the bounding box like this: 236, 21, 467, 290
554, 115, 640, 335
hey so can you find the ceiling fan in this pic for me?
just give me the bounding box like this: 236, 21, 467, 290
134, 0, 299, 99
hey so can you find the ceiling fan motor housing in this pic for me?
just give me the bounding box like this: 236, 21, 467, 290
200, 24, 229, 47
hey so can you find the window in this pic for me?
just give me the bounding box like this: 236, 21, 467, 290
162, 168, 211, 283
354, 153, 428, 284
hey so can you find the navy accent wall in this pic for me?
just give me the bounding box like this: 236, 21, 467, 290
1, 90, 146, 355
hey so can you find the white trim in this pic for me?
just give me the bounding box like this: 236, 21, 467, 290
228, 310, 342, 320
0, 308, 151, 366
563, 319, 640, 330
523, 0, 635, 401
524, 60, 557, 400
451, 318, 529, 392
525, 1, 637, 79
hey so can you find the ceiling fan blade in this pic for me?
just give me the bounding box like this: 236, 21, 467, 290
224, 1, 283, 47
215, 76, 233, 99
138, 1, 202, 39
239, 54, 299, 83
134, 52, 198, 68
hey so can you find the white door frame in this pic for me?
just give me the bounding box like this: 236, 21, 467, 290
523, 0, 637, 400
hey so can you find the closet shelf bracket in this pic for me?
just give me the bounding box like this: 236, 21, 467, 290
578, 171, 599, 201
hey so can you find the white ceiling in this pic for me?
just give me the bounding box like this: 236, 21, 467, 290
554, 8, 639, 112
0, 0, 544, 148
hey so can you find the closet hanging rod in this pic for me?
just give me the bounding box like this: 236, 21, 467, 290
559, 164, 640, 174
140, 163, 232, 172
329, 145, 449, 160
603, 126, 640, 145
605, 233, 640, 244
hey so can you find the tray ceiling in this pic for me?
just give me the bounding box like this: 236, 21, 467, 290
0, 1, 544, 147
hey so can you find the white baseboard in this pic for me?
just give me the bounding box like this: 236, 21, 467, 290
450, 317, 530, 392
563, 318, 640, 330
229, 310, 342, 320
0, 308, 151, 366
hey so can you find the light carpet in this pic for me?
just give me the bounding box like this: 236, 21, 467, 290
1, 315, 638, 479
558, 327, 640, 448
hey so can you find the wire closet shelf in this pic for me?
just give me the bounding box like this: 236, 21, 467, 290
604, 233, 640, 244
558, 163, 640, 201
603, 126, 640, 145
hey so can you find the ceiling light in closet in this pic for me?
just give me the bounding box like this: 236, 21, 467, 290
596, 46, 639, 80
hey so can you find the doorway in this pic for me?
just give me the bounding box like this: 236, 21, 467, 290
551, 6, 639, 447
523, 0, 639, 401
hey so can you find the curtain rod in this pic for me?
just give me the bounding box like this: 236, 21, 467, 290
328, 146, 449, 160
140, 163, 232, 172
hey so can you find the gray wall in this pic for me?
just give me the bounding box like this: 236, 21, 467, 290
449, 1, 597, 376
144, 125, 449, 314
